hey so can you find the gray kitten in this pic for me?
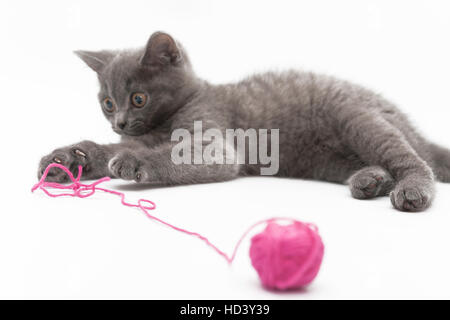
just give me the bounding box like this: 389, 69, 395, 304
38, 31, 450, 212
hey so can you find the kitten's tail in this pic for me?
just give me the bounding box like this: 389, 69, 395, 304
428, 143, 450, 182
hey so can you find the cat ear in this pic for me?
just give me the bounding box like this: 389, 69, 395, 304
74, 50, 115, 73
140, 32, 182, 68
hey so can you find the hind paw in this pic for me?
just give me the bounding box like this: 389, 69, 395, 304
390, 180, 434, 212
348, 166, 394, 199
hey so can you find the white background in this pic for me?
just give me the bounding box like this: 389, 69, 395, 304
1, 0, 450, 299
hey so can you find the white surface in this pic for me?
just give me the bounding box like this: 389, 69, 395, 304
1, 0, 450, 299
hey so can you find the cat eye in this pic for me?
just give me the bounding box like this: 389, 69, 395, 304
131, 93, 147, 108
103, 98, 115, 113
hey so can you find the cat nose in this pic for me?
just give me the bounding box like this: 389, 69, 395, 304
117, 120, 127, 130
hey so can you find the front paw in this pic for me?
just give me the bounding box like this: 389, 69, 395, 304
38, 144, 90, 182
108, 152, 144, 182
390, 180, 434, 212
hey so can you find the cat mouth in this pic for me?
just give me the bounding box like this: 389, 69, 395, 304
122, 130, 147, 136
113, 122, 148, 136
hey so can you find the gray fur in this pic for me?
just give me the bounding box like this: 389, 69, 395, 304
38, 31, 450, 212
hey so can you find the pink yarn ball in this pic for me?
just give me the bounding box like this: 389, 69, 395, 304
249, 221, 324, 290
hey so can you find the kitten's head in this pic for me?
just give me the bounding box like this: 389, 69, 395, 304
75, 32, 198, 136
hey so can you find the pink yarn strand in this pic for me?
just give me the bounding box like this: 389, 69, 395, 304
32, 163, 299, 264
